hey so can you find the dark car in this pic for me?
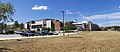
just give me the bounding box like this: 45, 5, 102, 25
47, 32, 54, 35
0, 30, 15, 35
42, 32, 48, 35
6, 30, 15, 34
20, 31, 35, 36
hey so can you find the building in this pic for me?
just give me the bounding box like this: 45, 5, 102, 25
54, 20, 62, 31
24, 19, 62, 31
73, 21, 100, 31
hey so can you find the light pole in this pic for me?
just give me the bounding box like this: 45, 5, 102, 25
61, 11, 65, 35
0, 0, 1, 4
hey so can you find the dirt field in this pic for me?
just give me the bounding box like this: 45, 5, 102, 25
0, 31, 120, 52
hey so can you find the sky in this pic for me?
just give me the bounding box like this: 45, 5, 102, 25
2, 0, 120, 27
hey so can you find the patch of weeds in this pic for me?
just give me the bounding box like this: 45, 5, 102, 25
69, 37, 83, 38
16, 39, 22, 41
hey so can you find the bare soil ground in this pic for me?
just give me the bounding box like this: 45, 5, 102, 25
0, 31, 120, 52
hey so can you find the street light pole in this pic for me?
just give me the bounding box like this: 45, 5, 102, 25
0, 0, 1, 4
61, 11, 65, 35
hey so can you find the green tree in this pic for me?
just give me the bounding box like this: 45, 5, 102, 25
46, 28, 50, 32
60, 27, 64, 31
4, 23, 7, 30
51, 27, 55, 31
0, 0, 15, 23
14, 21, 19, 30
65, 21, 77, 30
19, 23, 24, 30
105, 26, 120, 31
0, 23, 7, 30
42, 28, 50, 32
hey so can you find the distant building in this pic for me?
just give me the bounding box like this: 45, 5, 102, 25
73, 21, 100, 31
24, 19, 62, 31
54, 20, 63, 31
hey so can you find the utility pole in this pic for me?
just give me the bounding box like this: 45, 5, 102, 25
61, 11, 65, 35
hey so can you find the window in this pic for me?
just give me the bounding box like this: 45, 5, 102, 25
44, 24, 46, 26
32, 26, 36, 29
31, 25, 42, 29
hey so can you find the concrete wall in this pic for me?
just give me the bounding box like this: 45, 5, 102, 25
35, 20, 43, 25
24, 23, 28, 29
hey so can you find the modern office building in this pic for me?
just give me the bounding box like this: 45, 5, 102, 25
73, 21, 100, 31
24, 19, 62, 31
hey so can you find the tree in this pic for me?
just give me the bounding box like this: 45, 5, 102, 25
51, 27, 55, 31
0, 0, 15, 23
0, 23, 7, 30
104, 26, 120, 31
46, 28, 50, 32
71, 26, 77, 30
42, 28, 50, 32
65, 21, 73, 27
64, 21, 77, 30
14, 21, 19, 30
37, 28, 40, 31
19, 23, 24, 30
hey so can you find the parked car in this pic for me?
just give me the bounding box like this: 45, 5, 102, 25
48, 32, 58, 35
0, 30, 15, 34
20, 31, 35, 36
0, 30, 5, 34
15, 31, 24, 34
53, 32, 58, 35
41, 32, 48, 35
35, 32, 43, 36
6, 30, 15, 34
47, 32, 54, 35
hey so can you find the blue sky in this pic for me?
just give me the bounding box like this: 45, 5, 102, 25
2, 0, 120, 27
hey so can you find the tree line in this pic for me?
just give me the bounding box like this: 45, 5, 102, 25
0, 21, 25, 30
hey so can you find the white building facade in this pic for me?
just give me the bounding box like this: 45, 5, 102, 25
73, 21, 99, 31
24, 19, 62, 31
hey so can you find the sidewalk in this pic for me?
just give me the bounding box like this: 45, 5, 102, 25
0, 32, 78, 40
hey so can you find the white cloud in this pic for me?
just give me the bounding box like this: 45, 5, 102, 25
76, 11, 120, 26
32, 5, 49, 10
86, 12, 120, 20
118, 6, 120, 8
66, 10, 74, 14
99, 21, 120, 27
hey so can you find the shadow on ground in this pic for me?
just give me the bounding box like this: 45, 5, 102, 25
69, 37, 83, 38
0, 48, 13, 52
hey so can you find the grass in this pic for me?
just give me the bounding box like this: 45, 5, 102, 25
0, 31, 120, 52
